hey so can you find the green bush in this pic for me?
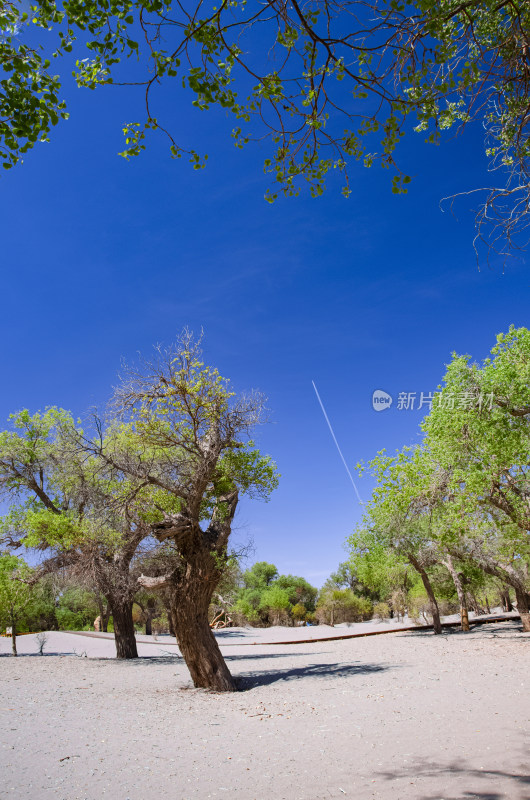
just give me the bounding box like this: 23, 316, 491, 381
56, 587, 99, 631
373, 602, 391, 621
316, 589, 373, 625
229, 562, 318, 626
291, 602, 306, 621
259, 586, 291, 625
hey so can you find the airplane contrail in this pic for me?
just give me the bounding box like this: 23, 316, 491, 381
312, 380, 364, 506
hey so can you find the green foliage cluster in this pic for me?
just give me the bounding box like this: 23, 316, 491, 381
55, 586, 100, 631
0, 553, 33, 635
231, 561, 317, 626
315, 588, 373, 626
0, 562, 113, 633
1, 0, 529, 249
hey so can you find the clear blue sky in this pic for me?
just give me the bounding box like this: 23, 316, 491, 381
1, 73, 529, 586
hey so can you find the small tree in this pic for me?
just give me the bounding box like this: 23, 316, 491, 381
0, 554, 33, 656
353, 448, 447, 634
103, 334, 279, 690
316, 588, 372, 626
0, 408, 151, 658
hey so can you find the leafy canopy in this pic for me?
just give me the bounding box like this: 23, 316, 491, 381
2, 0, 529, 251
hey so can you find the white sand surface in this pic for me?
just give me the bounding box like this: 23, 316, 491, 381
0, 619, 528, 800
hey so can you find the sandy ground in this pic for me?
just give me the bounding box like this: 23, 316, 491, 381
0, 619, 528, 800
0, 611, 518, 660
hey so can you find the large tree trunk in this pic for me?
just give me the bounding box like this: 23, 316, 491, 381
514, 586, 530, 633
442, 555, 469, 632
408, 554, 442, 634
110, 598, 138, 659
174, 605, 235, 691
172, 566, 235, 692
142, 490, 240, 690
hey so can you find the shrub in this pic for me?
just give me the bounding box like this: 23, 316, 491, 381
316, 589, 373, 625
291, 603, 306, 622
232, 596, 262, 625
408, 595, 432, 624
390, 589, 407, 621
56, 587, 99, 630
373, 602, 391, 621
36, 631, 48, 655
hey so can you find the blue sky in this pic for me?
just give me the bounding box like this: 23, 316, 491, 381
1, 72, 529, 586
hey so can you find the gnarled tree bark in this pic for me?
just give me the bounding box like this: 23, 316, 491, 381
139, 563, 236, 690
140, 491, 240, 691
174, 567, 235, 691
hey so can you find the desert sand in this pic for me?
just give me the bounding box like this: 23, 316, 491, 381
0, 619, 528, 800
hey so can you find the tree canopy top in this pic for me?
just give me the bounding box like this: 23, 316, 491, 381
2, 0, 529, 256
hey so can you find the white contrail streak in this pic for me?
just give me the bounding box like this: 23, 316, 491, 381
312, 380, 364, 506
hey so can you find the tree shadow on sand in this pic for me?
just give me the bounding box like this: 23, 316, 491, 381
213, 629, 257, 640
236, 661, 392, 689
397, 621, 524, 641
94, 651, 328, 666
0, 652, 77, 658
376, 755, 530, 800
